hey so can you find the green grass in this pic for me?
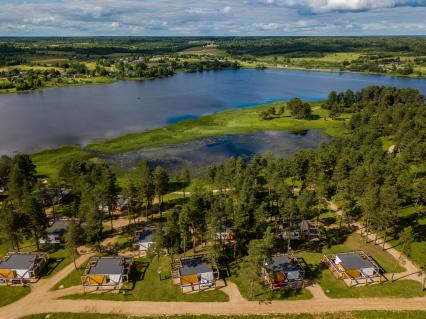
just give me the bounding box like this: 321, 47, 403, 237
62, 256, 229, 302
0, 285, 31, 307
319, 270, 424, 298
19, 312, 426, 319
228, 257, 313, 301
52, 265, 83, 290
32, 146, 93, 179
87, 103, 348, 154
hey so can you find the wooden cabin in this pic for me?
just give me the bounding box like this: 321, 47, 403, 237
280, 220, 320, 241
0, 252, 48, 285
215, 226, 234, 242
323, 251, 383, 287
262, 254, 305, 289
171, 255, 219, 293
133, 227, 155, 253
299, 220, 320, 241
115, 197, 130, 214
40, 218, 70, 244
81, 256, 133, 292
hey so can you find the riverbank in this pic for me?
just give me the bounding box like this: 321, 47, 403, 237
31, 101, 347, 179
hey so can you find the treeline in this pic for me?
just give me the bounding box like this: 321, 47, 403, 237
216, 37, 426, 57
322, 86, 424, 116
0, 58, 240, 91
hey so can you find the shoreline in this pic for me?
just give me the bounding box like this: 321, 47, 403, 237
1, 65, 425, 95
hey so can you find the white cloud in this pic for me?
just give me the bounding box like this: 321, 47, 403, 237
0, 0, 425, 36
223, 5, 232, 13
255, 0, 426, 13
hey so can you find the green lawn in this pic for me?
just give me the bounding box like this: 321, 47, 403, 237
0, 286, 31, 308
20, 311, 426, 319
319, 270, 424, 298
52, 265, 83, 290
62, 256, 229, 302
40, 248, 74, 278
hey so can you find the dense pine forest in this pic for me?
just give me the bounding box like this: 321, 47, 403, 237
0, 86, 424, 277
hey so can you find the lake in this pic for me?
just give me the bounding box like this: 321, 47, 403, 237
99, 130, 330, 175
0, 69, 425, 154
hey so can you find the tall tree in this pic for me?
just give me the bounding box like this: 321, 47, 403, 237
391, 226, 414, 281
0, 200, 22, 251
178, 167, 190, 199
22, 192, 46, 251
246, 227, 275, 298
65, 219, 80, 269
8, 154, 36, 202
153, 166, 169, 217
137, 160, 154, 220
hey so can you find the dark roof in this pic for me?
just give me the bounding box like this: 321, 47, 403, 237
88, 257, 124, 275
46, 219, 70, 234
264, 255, 301, 273
138, 228, 155, 243
180, 257, 212, 276
337, 253, 375, 270
0, 253, 38, 270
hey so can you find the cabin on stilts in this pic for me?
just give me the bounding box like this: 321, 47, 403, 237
0, 252, 48, 285
323, 251, 384, 287
171, 255, 219, 293
81, 256, 133, 292
262, 253, 305, 289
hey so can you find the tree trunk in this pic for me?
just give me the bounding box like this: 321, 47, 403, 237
382, 229, 387, 251
71, 248, 77, 270
158, 196, 162, 218
34, 230, 40, 251
183, 235, 186, 257
391, 245, 406, 281
109, 209, 113, 232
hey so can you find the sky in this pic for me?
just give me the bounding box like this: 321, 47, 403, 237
0, 0, 425, 36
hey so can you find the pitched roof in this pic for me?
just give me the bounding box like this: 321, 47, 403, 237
337, 253, 375, 270
264, 255, 301, 273
88, 257, 124, 275
180, 257, 212, 276
46, 219, 70, 234
0, 253, 38, 270
138, 227, 155, 243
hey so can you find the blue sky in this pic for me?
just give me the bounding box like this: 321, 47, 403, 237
0, 0, 425, 36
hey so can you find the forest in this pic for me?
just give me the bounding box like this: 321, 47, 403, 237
0, 86, 424, 297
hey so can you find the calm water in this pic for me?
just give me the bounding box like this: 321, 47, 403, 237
101, 130, 330, 175
1, 69, 425, 154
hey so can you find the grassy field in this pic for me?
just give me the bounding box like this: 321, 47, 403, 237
379, 205, 426, 267
0, 286, 31, 308
86, 103, 347, 154
62, 256, 229, 302
318, 270, 424, 298
52, 265, 82, 290
31, 102, 347, 180
20, 311, 426, 319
